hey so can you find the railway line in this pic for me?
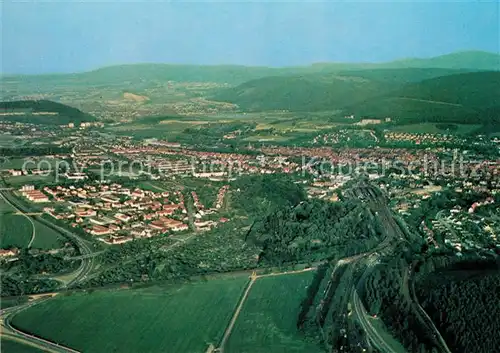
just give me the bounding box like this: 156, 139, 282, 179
336, 182, 450, 352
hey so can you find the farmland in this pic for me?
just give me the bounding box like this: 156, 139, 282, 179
4, 175, 56, 187
226, 271, 322, 353
0, 198, 33, 249
0, 198, 63, 250
11, 276, 249, 353
30, 221, 65, 250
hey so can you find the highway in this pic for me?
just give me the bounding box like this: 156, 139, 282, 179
406, 264, 453, 353
0, 188, 96, 287
0, 187, 97, 350
341, 182, 452, 353
339, 182, 411, 352
0, 181, 449, 352
351, 290, 406, 353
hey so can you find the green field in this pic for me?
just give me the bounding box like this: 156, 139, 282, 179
226, 271, 322, 353
0, 157, 66, 171
0, 339, 45, 353
12, 276, 249, 353
4, 174, 55, 187
0, 212, 33, 249
0, 198, 63, 250
31, 221, 65, 249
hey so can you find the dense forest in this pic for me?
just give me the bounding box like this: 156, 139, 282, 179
1, 276, 60, 297
247, 199, 383, 265
362, 253, 441, 353
418, 259, 500, 353
231, 174, 307, 218
1, 249, 80, 277
75, 221, 261, 288
0, 250, 81, 296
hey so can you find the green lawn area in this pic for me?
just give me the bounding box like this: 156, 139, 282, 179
0, 339, 45, 353
0, 198, 62, 250
0, 157, 29, 170
0, 157, 66, 171
12, 276, 249, 353
31, 221, 65, 250
0, 212, 33, 249
226, 271, 322, 353
0, 197, 15, 213
389, 123, 481, 135
4, 174, 55, 187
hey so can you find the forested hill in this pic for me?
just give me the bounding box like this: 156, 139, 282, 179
2, 50, 498, 87
388, 71, 500, 109
212, 73, 393, 112
213, 69, 499, 128
381, 50, 500, 71
0, 100, 96, 125
346, 71, 500, 125
212, 69, 498, 111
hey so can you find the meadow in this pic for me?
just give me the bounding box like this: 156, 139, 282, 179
31, 221, 65, 249
4, 174, 55, 187
11, 276, 249, 353
226, 271, 322, 353
0, 199, 33, 249
104, 111, 344, 144
0, 157, 66, 171
0, 198, 63, 250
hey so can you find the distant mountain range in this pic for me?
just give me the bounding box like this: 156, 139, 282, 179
345, 72, 500, 126
2, 50, 498, 86
0, 50, 498, 128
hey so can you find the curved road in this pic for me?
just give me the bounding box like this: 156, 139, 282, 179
351, 289, 407, 353
0, 193, 36, 248
1, 297, 80, 353
1, 188, 97, 350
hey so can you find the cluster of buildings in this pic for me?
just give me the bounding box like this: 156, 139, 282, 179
0, 248, 19, 258
214, 185, 229, 209
37, 183, 189, 244
20, 185, 49, 203
432, 206, 499, 254
107, 145, 299, 179
311, 129, 377, 146
17, 179, 233, 245
384, 132, 465, 146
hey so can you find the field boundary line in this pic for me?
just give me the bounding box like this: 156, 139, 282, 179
217, 274, 256, 352
255, 266, 316, 279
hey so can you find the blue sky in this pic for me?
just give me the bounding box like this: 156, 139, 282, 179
1, 1, 498, 74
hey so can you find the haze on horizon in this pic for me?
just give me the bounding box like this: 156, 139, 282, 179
1, 0, 499, 75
